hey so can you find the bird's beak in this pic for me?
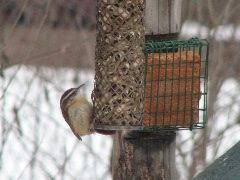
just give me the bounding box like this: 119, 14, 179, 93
77, 84, 85, 91
77, 84, 85, 90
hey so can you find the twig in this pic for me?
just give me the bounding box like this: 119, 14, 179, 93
1, 0, 52, 100
0, 0, 30, 51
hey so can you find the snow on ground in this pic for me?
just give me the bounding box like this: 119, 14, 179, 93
2, 65, 240, 179
181, 21, 240, 42
1, 66, 112, 180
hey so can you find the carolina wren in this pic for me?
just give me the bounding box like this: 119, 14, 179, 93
60, 84, 115, 140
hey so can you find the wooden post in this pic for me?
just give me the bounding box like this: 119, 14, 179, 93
145, 0, 182, 35
145, 0, 182, 42
112, 131, 177, 179
112, 0, 182, 179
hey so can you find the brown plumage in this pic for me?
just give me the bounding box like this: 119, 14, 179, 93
60, 84, 115, 140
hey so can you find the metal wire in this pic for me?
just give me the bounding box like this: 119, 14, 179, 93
143, 38, 209, 131
93, 0, 145, 130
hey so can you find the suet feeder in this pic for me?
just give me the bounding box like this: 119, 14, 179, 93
92, 0, 145, 130
143, 38, 209, 131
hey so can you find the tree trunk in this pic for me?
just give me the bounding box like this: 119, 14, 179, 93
112, 131, 177, 180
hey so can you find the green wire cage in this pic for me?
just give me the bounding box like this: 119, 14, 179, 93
143, 38, 209, 131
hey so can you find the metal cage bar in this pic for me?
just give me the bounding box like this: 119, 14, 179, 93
143, 38, 209, 131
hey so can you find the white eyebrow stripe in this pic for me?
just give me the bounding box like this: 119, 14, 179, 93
61, 89, 76, 106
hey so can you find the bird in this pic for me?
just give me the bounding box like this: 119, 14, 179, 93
60, 84, 115, 140
60, 84, 93, 140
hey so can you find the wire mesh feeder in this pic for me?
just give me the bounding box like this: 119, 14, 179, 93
92, 0, 145, 130
143, 38, 209, 131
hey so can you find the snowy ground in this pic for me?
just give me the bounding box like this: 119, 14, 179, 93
1, 67, 113, 180
2, 65, 240, 179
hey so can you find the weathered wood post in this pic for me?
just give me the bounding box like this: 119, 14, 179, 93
112, 0, 182, 179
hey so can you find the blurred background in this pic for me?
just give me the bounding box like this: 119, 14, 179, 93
1, 0, 240, 179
